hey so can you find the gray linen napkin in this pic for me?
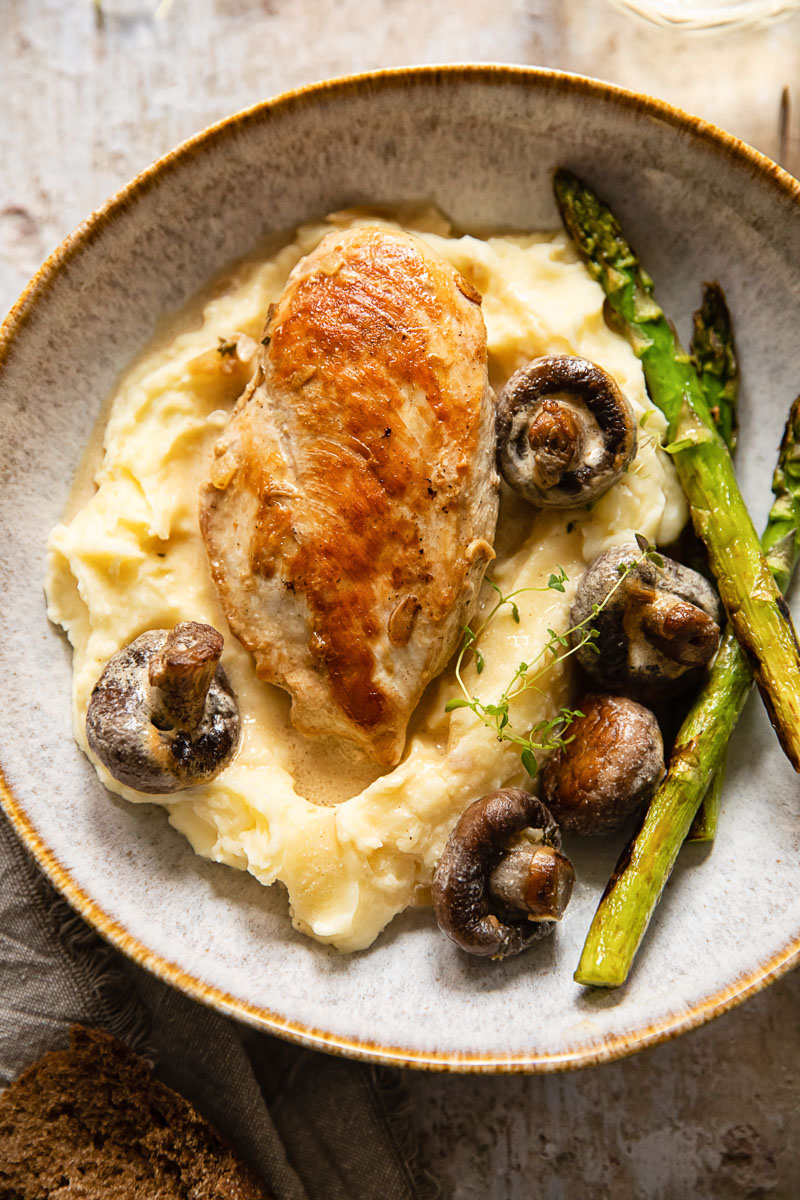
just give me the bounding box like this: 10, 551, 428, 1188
0, 809, 439, 1200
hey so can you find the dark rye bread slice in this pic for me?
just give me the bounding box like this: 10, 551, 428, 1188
0, 1025, 273, 1199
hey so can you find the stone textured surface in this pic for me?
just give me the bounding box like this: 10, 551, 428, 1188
2, 2, 800, 1197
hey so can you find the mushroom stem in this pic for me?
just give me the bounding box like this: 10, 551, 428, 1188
148, 622, 224, 731
527, 399, 583, 490
488, 837, 575, 920
627, 583, 722, 666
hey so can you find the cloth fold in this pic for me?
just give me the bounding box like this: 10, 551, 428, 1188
0, 809, 439, 1200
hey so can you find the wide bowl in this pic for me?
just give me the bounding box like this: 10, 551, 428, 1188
2, 65, 799, 1072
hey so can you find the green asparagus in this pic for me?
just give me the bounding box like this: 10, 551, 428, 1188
575, 397, 800, 987
554, 169, 800, 772
686, 745, 726, 843
691, 281, 739, 455
688, 283, 739, 840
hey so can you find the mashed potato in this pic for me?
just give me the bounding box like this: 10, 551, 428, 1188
45, 210, 686, 952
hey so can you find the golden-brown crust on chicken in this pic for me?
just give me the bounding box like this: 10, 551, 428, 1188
200, 224, 498, 766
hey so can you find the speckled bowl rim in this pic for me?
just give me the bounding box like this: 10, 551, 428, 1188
2, 64, 799, 1073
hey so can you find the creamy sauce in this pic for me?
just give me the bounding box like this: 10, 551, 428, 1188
45, 209, 686, 952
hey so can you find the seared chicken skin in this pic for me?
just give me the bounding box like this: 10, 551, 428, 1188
200, 225, 499, 766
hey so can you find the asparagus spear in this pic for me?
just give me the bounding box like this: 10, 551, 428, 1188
688, 283, 739, 840
691, 281, 739, 455
554, 169, 800, 771
686, 746, 726, 843
575, 396, 800, 987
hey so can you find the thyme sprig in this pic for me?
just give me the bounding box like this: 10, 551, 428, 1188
445, 535, 663, 778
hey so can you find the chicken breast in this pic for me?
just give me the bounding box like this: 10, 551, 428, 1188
200, 224, 499, 766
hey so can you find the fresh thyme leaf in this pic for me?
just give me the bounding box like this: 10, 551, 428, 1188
475, 648, 484, 674
546, 627, 569, 647
444, 698, 471, 712
521, 748, 538, 778
635, 532, 651, 553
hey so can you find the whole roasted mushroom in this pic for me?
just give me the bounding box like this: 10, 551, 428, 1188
495, 355, 637, 508
432, 788, 575, 959
86, 621, 240, 794
541, 694, 665, 836
570, 543, 721, 697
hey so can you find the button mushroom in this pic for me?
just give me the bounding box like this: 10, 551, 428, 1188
541, 694, 665, 836
495, 355, 637, 508
432, 788, 575, 959
569, 543, 721, 697
86, 621, 240, 794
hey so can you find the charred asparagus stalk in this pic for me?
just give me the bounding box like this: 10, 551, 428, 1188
574, 397, 800, 987
554, 169, 800, 771
688, 283, 739, 840
691, 281, 739, 455
686, 748, 726, 843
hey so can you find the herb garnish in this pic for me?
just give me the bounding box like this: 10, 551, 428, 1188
444, 536, 663, 778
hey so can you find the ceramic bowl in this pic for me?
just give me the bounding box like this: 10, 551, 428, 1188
2, 66, 799, 1072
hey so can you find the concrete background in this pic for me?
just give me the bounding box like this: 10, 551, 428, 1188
2, 2, 799, 1196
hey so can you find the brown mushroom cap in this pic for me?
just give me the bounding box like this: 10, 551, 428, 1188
86, 622, 240, 794
541, 694, 665, 836
432, 788, 575, 959
569, 543, 721, 698
495, 355, 637, 508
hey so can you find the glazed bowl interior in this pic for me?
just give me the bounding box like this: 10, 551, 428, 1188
2, 66, 799, 1071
